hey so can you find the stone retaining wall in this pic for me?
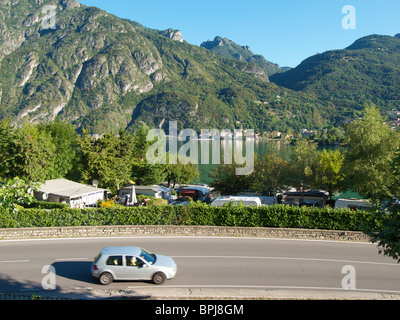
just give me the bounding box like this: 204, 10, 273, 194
0, 225, 371, 242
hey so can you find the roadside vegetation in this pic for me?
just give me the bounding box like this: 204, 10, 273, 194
0, 202, 382, 233
210, 104, 400, 206
1, 104, 400, 262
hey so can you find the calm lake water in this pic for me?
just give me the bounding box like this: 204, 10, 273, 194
170, 139, 293, 185
168, 138, 355, 199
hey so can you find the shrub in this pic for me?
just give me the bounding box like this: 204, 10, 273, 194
23, 200, 70, 210
145, 198, 169, 207
0, 202, 382, 232
98, 199, 115, 208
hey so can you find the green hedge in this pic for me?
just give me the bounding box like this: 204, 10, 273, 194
23, 200, 70, 210
0, 203, 382, 232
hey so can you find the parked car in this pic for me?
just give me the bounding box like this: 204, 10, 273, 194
334, 198, 370, 211
299, 199, 323, 207
91, 247, 177, 285
210, 196, 262, 207
179, 186, 211, 202
282, 191, 329, 207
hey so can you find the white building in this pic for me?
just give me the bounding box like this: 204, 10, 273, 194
34, 179, 109, 208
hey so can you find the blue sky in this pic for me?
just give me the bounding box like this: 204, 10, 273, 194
78, 0, 400, 68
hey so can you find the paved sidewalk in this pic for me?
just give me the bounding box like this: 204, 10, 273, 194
54, 287, 400, 300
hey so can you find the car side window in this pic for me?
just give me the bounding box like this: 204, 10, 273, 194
106, 255, 123, 266
126, 256, 145, 267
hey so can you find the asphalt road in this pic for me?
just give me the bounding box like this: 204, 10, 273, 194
0, 236, 399, 299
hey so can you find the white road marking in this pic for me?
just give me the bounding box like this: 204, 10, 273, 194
0, 260, 30, 263
55, 258, 89, 261
171, 255, 399, 267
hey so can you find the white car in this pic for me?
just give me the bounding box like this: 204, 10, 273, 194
210, 196, 262, 207
91, 247, 177, 285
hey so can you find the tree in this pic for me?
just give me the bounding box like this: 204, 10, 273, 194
209, 159, 254, 195
37, 118, 80, 180
132, 124, 152, 161
164, 153, 200, 188
365, 144, 400, 263
287, 139, 319, 191
131, 160, 167, 186
252, 152, 290, 195
0, 178, 35, 216
367, 207, 400, 263
343, 104, 400, 204
130, 124, 167, 186
0, 122, 56, 183
315, 149, 345, 201
78, 130, 133, 194
0, 119, 14, 180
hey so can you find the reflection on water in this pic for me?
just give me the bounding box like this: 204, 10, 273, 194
167, 139, 291, 185
171, 139, 338, 185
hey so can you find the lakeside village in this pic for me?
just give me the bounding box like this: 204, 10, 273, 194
32, 177, 370, 213
260, 110, 400, 141
7, 106, 399, 214
32, 115, 372, 215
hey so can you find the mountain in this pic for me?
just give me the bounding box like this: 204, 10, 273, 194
270, 34, 400, 120
200, 36, 287, 77
0, 0, 334, 134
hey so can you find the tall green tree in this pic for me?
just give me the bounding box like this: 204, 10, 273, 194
315, 149, 345, 201
0, 122, 55, 183
367, 206, 400, 263
209, 159, 254, 195
0, 178, 35, 215
0, 119, 14, 181
130, 124, 167, 186
287, 139, 319, 191
343, 104, 400, 204
164, 153, 200, 188
37, 118, 80, 180
132, 124, 152, 161
252, 152, 290, 195
78, 130, 133, 193
131, 161, 167, 186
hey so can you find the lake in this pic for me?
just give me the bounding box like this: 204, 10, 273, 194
183, 139, 357, 200
169, 139, 293, 185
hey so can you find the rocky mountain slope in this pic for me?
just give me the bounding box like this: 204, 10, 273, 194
0, 0, 366, 134
200, 36, 287, 77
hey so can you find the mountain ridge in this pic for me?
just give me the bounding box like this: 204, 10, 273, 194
0, 0, 398, 135
200, 36, 286, 77
0, 0, 337, 134
269, 33, 400, 114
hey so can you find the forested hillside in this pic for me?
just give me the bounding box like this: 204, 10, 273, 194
1, 1, 399, 134
270, 34, 400, 122
0, 0, 339, 134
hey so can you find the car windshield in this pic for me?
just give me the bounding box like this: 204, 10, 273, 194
140, 248, 156, 264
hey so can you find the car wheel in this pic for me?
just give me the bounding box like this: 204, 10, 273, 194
152, 272, 166, 285
99, 272, 113, 285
